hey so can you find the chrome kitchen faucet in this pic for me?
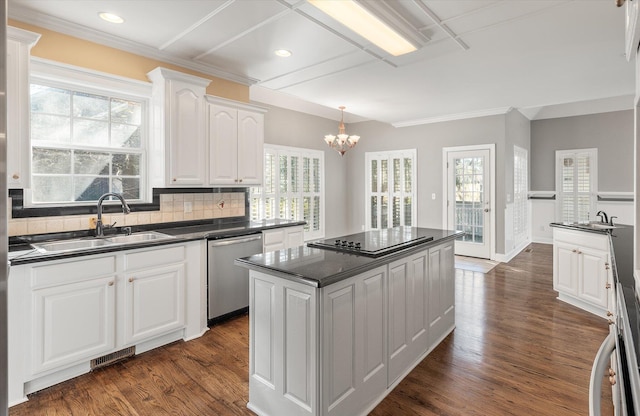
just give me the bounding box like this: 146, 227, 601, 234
95, 192, 131, 237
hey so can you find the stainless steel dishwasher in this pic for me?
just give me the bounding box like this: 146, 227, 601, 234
207, 233, 263, 325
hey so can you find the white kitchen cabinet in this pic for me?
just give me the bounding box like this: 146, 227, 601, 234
7, 26, 40, 188
122, 245, 186, 345
553, 227, 611, 317
8, 241, 204, 405
206, 96, 266, 186
388, 250, 428, 385
147, 67, 211, 187
262, 225, 305, 253
428, 240, 455, 347
31, 274, 116, 375
321, 266, 387, 416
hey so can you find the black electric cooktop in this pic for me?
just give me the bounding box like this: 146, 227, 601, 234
307, 227, 433, 258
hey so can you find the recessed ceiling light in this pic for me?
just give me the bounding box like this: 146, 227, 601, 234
98, 12, 124, 24
274, 49, 292, 58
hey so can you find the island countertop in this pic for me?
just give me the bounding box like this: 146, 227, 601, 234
235, 227, 461, 287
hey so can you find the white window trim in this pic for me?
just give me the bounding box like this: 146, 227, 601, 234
365, 149, 417, 231
252, 144, 325, 241
555, 148, 598, 223
513, 145, 529, 246
28, 58, 153, 207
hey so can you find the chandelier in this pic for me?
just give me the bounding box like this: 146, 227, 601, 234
324, 106, 360, 156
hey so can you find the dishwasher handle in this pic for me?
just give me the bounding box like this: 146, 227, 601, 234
208, 233, 262, 247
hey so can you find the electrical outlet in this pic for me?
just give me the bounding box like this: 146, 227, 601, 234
89, 217, 97, 229
184, 201, 193, 214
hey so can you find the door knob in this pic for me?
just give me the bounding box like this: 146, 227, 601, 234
484, 208, 490, 212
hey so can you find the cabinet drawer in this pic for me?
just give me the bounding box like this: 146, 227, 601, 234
125, 245, 185, 270
263, 229, 285, 246
553, 228, 610, 251
31, 256, 117, 289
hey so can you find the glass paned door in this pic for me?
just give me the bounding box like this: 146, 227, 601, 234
447, 149, 491, 258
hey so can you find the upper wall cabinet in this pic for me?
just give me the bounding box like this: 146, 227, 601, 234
7, 27, 40, 189
206, 96, 266, 186
147, 68, 211, 187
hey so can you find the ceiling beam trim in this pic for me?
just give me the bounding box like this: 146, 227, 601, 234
412, 0, 469, 51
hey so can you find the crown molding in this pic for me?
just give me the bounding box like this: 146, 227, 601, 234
392, 107, 513, 128
9, 6, 258, 86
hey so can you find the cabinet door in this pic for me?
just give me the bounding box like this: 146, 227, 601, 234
388, 250, 428, 385
285, 226, 305, 248
322, 266, 387, 416
263, 228, 286, 253
123, 263, 185, 345
554, 241, 579, 295
237, 110, 264, 185
208, 103, 239, 185
578, 247, 608, 309
428, 241, 455, 347
7, 29, 39, 188
31, 277, 116, 374
167, 83, 206, 186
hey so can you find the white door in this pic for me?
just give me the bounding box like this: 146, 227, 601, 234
446, 149, 492, 259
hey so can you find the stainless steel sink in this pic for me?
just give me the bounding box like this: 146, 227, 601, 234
33, 238, 113, 253
33, 231, 175, 253
105, 231, 174, 244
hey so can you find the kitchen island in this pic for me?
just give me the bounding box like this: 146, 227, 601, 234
235, 227, 460, 416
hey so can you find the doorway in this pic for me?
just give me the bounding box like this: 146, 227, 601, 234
443, 145, 495, 259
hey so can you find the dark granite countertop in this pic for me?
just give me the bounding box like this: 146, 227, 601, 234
9, 219, 305, 266
235, 228, 461, 288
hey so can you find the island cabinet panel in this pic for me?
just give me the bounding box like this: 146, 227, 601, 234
388, 250, 429, 385
428, 241, 455, 346
321, 266, 387, 416
249, 271, 318, 416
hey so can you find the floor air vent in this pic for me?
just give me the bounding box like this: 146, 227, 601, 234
91, 346, 135, 370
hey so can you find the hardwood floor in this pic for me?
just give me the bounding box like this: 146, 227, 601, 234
10, 243, 612, 416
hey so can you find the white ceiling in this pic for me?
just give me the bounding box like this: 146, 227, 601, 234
8, 0, 635, 125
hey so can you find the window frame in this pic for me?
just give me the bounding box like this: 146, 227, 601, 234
365, 149, 417, 231
250, 144, 325, 241
27, 58, 152, 207
555, 148, 598, 223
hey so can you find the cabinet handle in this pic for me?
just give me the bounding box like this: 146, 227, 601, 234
172, 178, 177, 182
609, 368, 616, 376
607, 311, 613, 317
129, 277, 134, 283
577, 250, 582, 255
234, 179, 239, 183
605, 283, 611, 289
609, 375, 616, 386
12, 173, 19, 180
608, 319, 614, 325
572, 249, 577, 253
239, 178, 243, 183
108, 281, 114, 286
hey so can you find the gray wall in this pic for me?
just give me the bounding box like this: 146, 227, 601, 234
530, 110, 633, 192
346, 114, 516, 253
260, 104, 349, 239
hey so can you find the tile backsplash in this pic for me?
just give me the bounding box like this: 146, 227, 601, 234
8, 192, 246, 237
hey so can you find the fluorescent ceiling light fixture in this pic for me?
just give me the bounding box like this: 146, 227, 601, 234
98, 12, 124, 24
274, 49, 292, 57
307, 0, 417, 56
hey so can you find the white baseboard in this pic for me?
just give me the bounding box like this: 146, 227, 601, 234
495, 239, 531, 263
532, 237, 553, 244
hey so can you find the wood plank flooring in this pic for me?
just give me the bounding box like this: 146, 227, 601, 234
10, 243, 612, 415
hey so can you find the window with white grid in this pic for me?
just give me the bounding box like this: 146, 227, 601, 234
555, 149, 597, 223
513, 146, 528, 244
365, 149, 417, 230
250, 144, 324, 241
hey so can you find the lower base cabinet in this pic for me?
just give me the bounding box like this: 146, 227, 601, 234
248, 239, 456, 416
8, 241, 204, 406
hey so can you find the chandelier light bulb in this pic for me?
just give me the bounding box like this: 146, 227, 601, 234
323, 106, 361, 156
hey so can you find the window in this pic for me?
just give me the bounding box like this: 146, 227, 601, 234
250, 145, 324, 240
366, 149, 416, 230
29, 60, 149, 205
556, 148, 597, 223
513, 146, 528, 245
